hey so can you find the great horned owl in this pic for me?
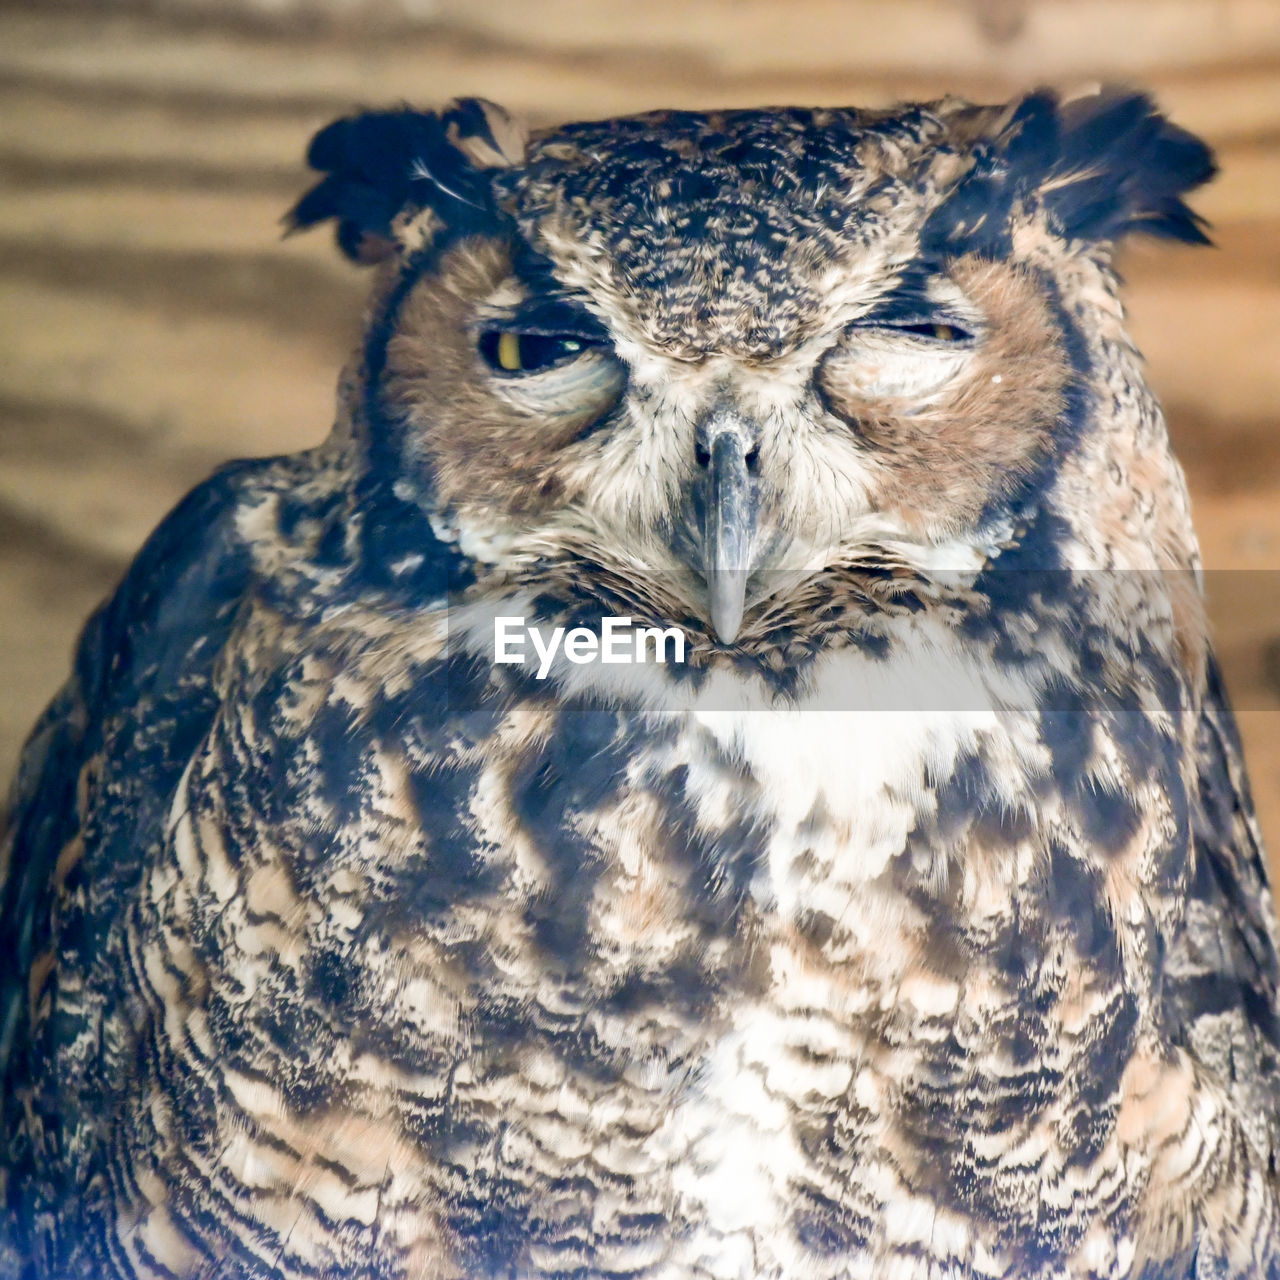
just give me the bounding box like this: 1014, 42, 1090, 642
2, 89, 1278, 1279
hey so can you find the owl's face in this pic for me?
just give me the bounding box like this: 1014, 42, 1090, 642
292, 94, 1213, 647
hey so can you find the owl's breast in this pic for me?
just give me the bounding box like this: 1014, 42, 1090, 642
390, 639, 1126, 1276
611, 664, 1049, 1275
92, 608, 1182, 1278
452, 631, 1177, 1276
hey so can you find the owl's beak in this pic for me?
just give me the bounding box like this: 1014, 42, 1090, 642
698, 413, 758, 643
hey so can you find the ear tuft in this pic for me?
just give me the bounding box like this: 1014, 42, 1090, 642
926, 88, 1216, 254
286, 99, 527, 264
1040, 89, 1216, 245
442, 97, 530, 170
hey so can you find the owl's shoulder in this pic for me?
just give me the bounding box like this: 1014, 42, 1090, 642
0, 457, 272, 1087
1167, 659, 1280, 1140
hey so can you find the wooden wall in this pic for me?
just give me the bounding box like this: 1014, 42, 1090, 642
3, 0, 1279, 851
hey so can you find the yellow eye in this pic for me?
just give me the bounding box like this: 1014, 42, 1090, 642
497, 332, 522, 371
933, 324, 956, 341
480, 331, 590, 374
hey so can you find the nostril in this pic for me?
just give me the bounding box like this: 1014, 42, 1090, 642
694, 415, 759, 472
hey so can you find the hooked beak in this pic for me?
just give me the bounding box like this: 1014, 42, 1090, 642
699, 414, 758, 643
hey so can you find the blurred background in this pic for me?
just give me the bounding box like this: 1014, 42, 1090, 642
2, 0, 1279, 852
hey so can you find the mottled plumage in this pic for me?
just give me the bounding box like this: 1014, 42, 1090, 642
2, 90, 1278, 1279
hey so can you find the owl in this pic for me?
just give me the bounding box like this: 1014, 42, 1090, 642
2, 87, 1278, 1280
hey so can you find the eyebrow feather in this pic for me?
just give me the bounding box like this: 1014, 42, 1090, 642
484, 294, 613, 341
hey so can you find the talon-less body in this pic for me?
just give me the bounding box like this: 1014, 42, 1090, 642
3, 91, 1277, 1278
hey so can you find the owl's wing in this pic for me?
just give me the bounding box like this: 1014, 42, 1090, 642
1165, 656, 1280, 1150
0, 460, 266, 1177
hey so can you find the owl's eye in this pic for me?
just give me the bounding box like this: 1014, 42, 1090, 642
818, 313, 979, 411
479, 331, 595, 374
475, 326, 627, 429
878, 320, 973, 343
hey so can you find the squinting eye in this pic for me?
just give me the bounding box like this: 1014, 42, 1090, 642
887, 321, 971, 342
479, 331, 592, 374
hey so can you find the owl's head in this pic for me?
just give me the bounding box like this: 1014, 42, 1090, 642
290, 91, 1213, 647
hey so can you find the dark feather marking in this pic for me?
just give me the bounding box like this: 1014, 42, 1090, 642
510, 704, 631, 964
922, 89, 1215, 256
287, 103, 507, 262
